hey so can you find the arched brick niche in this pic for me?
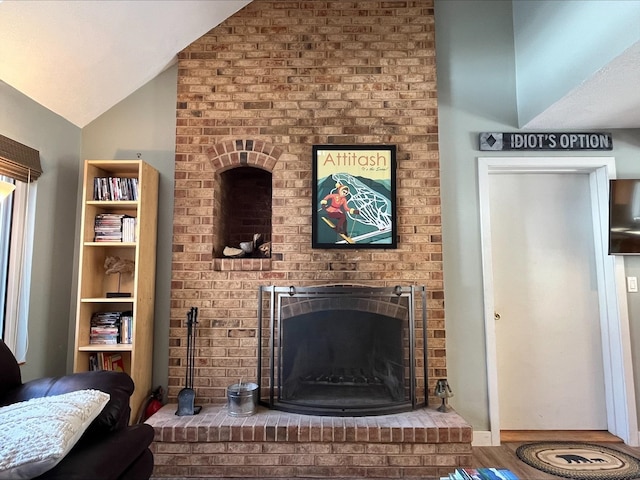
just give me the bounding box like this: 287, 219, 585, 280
208, 139, 282, 271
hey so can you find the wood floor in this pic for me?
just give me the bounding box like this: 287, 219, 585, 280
471, 431, 640, 479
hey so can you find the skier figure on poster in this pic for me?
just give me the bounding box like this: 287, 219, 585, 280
320, 182, 359, 237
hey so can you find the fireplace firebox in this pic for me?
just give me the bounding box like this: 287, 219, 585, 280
257, 285, 427, 416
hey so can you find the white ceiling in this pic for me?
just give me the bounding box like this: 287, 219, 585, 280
524, 42, 640, 130
0, 0, 252, 128
0, 0, 637, 130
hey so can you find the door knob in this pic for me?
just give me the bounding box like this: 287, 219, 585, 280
494, 312, 501, 321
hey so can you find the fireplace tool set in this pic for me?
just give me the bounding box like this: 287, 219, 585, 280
176, 307, 201, 416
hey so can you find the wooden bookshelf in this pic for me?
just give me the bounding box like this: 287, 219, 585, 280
73, 160, 158, 422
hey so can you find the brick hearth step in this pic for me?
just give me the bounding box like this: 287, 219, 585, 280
147, 404, 472, 479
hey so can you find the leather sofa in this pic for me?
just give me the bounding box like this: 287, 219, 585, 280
0, 340, 154, 480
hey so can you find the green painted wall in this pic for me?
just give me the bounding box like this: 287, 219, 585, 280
4, 0, 640, 435
0, 80, 81, 380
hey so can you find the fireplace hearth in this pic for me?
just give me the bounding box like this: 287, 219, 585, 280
258, 285, 427, 416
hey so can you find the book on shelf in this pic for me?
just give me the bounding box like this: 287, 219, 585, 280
89, 311, 133, 345
89, 352, 125, 372
94, 213, 136, 242
120, 313, 133, 344
90, 311, 119, 345
451, 468, 519, 480
93, 176, 139, 201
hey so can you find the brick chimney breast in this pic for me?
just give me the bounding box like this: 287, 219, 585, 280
170, 0, 443, 407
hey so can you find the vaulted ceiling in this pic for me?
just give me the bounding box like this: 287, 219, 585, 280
0, 0, 251, 127
0, 0, 637, 130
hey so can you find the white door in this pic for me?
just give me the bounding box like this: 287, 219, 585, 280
490, 172, 607, 430
478, 156, 638, 446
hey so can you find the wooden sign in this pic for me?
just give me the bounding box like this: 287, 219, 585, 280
479, 132, 612, 151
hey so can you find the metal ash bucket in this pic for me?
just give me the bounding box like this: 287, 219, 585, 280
227, 382, 258, 416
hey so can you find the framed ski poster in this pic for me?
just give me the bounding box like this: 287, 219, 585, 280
312, 144, 397, 249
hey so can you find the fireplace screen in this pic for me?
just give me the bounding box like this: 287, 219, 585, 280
258, 285, 427, 416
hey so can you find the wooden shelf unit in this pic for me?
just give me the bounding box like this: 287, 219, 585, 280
73, 160, 159, 422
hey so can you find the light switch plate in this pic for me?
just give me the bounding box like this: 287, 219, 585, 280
627, 276, 638, 293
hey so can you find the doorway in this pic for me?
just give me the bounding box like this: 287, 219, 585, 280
478, 156, 638, 446
490, 172, 606, 430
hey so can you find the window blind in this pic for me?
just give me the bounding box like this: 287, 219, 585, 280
0, 134, 42, 183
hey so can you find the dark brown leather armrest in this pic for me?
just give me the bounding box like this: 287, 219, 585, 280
33, 423, 154, 480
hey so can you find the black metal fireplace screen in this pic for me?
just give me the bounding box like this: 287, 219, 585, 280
257, 285, 427, 416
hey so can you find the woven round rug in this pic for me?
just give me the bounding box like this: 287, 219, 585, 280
516, 442, 640, 479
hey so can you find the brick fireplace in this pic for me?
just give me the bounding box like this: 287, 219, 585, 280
258, 285, 424, 416
148, 1, 467, 478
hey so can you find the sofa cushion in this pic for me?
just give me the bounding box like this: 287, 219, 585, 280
0, 389, 110, 479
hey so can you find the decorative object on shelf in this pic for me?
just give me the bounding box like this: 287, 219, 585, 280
104, 256, 134, 298
258, 241, 271, 257
222, 246, 244, 258
239, 241, 253, 254
222, 232, 270, 258
176, 307, 201, 416
252, 233, 262, 249
434, 378, 454, 412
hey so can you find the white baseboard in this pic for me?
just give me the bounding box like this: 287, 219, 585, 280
472, 430, 493, 446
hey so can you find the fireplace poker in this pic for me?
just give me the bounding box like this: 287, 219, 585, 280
190, 307, 198, 390
176, 307, 201, 416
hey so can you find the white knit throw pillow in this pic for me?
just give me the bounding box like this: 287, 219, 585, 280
0, 389, 110, 479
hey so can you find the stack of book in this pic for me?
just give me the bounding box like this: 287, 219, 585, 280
89, 312, 121, 345
442, 468, 519, 480
89, 352, 125, 372
93, 177, 139, 201
89, 311, 133, 345
94, 213, 136, 242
